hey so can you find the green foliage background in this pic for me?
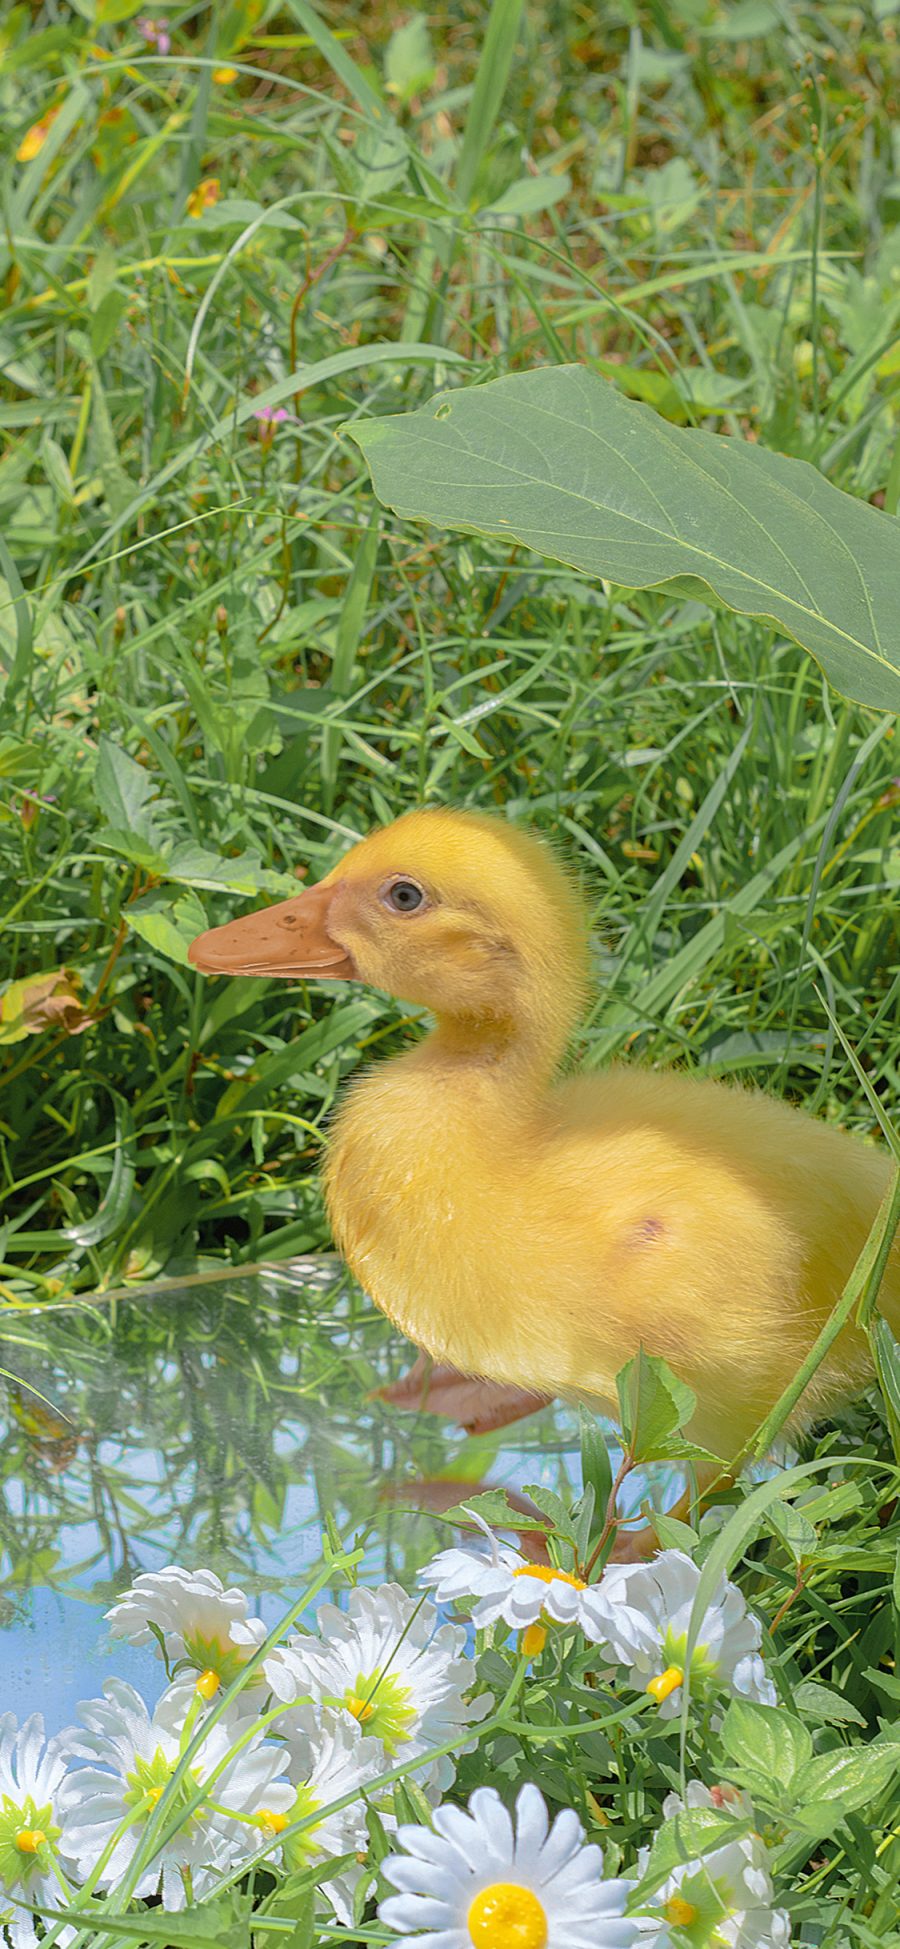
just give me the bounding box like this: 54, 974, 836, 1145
1, 0, 899, 1300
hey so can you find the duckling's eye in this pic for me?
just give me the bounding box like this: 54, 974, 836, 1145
383, 878, 426, 914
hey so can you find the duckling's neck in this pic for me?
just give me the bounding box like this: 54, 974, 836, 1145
414, 1007, 565, 1095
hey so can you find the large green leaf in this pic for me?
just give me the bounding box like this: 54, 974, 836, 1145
348, 365, 900, 711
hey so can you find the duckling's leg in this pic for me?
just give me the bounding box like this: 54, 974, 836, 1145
376, 1353, 551, 1434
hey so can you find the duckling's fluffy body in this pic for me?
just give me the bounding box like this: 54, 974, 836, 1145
321, 812, 896, 1458
190, 806, 897, 1461
329, 1043, 892, 1456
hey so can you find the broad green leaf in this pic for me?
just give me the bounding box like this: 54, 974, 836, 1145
767, 1498, 817, 1563
651, 1509, 700, 1550
864, 1666, 900, 1700
126, 890, 208, 966
95, 826, 169, 872
792, 1741, 899, 1816
348, 365, 900, 711
633, 1806, 754, 1898
792, 1680, 866, 1728
440, 1488, 551, 1534
720, 1697, 812, 1791
483, 172, 572, 218
521, 1483, 575, 1536
616, 1346, 696, 1461
640, 1433, 722, 1465
94, 735, 158, 837
163, 843, 296, 897
385, 14, 435, 102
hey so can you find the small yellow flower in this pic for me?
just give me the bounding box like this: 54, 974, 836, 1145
346, 1693, 376, 1724
195, 1668, 220, 1700
17, 109, 58, 163
646, 1664, 684, 1704
520, 1623, 547, 1659
186, 176, 220, 218
15, 1830, 46, 1854
256, 1808, 288, 1835
665, 1895, 699, 1927
213, 66, 238, 83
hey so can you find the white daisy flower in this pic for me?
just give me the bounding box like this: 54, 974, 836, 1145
58, 1678, 293, 1906
0, 1714, 76, 1949
106, 1566, 267, 1699
582, 1551, 776, 1716
420, 1509, 592, 1658
264, 1583, 491, 1795
270, 1705, 382, 1923
637, 1783, 791, 1948
379, 1780, 639, 1949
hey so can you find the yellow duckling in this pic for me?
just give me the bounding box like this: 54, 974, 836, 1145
189, 808, 898, 1463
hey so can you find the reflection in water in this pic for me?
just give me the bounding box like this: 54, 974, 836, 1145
1, 1263, 681, 1730
0, 1265, 572, 1727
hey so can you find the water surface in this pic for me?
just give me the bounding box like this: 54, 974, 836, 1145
2, 1263, 600, 1730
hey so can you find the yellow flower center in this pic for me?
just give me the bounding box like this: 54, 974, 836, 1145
146, 1786, 164, 1807
646, 1664, 684, 1703
520, 1624, 547, 1659
512, 1565, 586, 1590
256, 1808, 288, 1835
468, 1883, 548, 1949
346, 1694, 376, 1724
195, 1668, 221, 1700
664, 1894, 699, 1927
15, 1831, 46, 1855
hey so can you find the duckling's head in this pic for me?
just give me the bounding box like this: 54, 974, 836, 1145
189, 808, 590, 1064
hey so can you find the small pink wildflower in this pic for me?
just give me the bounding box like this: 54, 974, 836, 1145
137, 17, 171, 55
253, 404, 289, 448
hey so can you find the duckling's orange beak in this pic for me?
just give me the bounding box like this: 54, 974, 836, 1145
187, 881, 356, 980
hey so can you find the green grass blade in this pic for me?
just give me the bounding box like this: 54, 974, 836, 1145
456, 0, 526, 209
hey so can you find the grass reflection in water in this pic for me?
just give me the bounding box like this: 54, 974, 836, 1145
0, 1263, 601, 1728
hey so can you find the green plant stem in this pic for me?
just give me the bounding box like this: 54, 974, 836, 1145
741, 1166, 900, 1465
